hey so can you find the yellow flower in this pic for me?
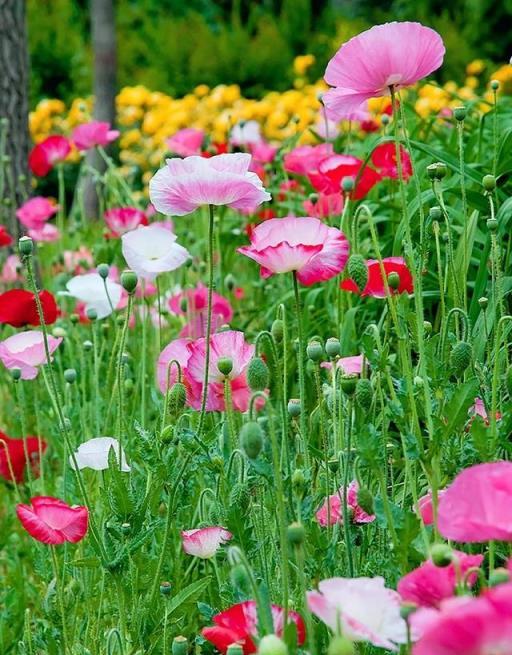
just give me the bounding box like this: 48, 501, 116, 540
293, 54, 315, 76
466, 59, 485, 76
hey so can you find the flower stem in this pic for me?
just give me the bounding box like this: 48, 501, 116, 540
292, 272, 308, 452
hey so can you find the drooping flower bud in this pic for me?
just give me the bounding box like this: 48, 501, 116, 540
247, 357, 269, 391
450, 341, 472, 376
355, 378, 373, 411
168, 382, 187, 417
240, 421, 264, 459
347, 253, 368, 291
271, 319, 284, 343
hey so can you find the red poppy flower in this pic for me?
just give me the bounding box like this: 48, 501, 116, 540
0, 289, 58, 327
341, 257, 413, 297
0, 432, 47, 483
309, 154, 382, 200
0, 226, 13, 247
371, 143, 412, 180
28, 135, 71, 177
201, 142, 229, 158
16, 496, 89, 545
202, 601, 305, 655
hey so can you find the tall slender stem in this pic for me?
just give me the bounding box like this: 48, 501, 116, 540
292, 272, 308, 449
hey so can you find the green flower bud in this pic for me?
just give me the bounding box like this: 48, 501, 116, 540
97, 263, 109, 279
172, 636, 188, 655
287, 398, 301, 417
347, 253, 368, 291
159, 581, 172, 596
121, 522, 131, 535
489, 567, 510, 587
225, 273, 235, 291
83, 340, 93, 352
341, 176, 355, 193
381, 113, 390, 126
52, 326, 66, 338
482, 174, 496, 191
341, 374, 358, 396
431, 543, 454, 567
490, 79, 500, 91
70, 313, 79, 325
450, 341, 472, 375
86, 307, 98, 321
240, 421, 264, 459
387, 271, 401, 290
400, 602, 418, 620
429, 205, 442, 221
217, 356, 233, 377
292, 469, 306, 498
355, 378, 373, 411
271, 319, 284, 343
356, 487, 374, 515
306, 340, 324, 362
179, 297, 188, 312
427, 162, 447, 180
120, 269, 138, 294
18, 236, 33, 256
327, 635, 354, 655
247, 357, 269, 391
230, 563, 251, 595
453, 106, 467, 121
258, 634, 288, 655
479, 296, 489, 310
168, 382, 187, 417
64, 368, 77, 384
487, 218, 498, 232
325, 337, 341, 358
287, 522, 306, 546
10, 367, 21, 381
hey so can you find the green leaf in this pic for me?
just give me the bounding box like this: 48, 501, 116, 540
440, 378, 480, 442
166, 578, 212, 618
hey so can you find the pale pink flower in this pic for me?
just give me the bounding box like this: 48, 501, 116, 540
28, 223, 60, 242
398, 550, 484, 609
16, 197, 58, 229
149, 153, 271, 216
104, 207, 148, 237
1, 255, 22, 283
62, 246, 94, 274
284, 143, 334, 177
121, 224, 189, 281
156, 337, 192, 394
314, 106, 341, 140
307, 577, 407, 650
166, 128, 205, 157
416, 489, 447, 526
323, 22, 445, 119
249, 141, 278, 165
438, 462, 512, 542
413, 584, 512, 655
238, 216, 349, 286
181, 527, 232, 559
0, 330, 62, 379
168, 283, 233, 339
321, 355, 365, 375
303, 192, 344, 219
316, 480, 375, 527
72, 121, 120, 151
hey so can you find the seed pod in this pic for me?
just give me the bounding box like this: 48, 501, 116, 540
431, 543, 453, 567
347, 254, 368, 291
387, 271, 401, 290
227, 644, 244, 655
97, 263, 109, 279
172, 636, 188, 655
325, 337, 341, 358
453, 106, 466, 121
160, 581, 172, 596
247, 357, 269, 391
18, 236, 33, 256
217, 356, 233, 377
355, 378, 373, 411
356, 487, 374, 515
240, 421, 264, 459
120, 269, 138, 294
483, 174, 496, 191
306, 340, 324, 362
400, 603, 418, 620
287, 522, 305, 546
287, 399, 301, 417
429, 205, 442, 221
450, 341, 472, 375
340, 374, 358, 396
341, 176, 355, 193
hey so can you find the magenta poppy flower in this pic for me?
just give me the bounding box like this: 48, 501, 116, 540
416, 489, 447, 526
157, 337, 192, 394
283, 143, 334, 177
238, 216, 349, 286
341, 257, 413, 297
309, 154, 382, 199
28, 135, 71, 177
72, 121, 120, 151
0, 432, 47, 483
307, 577, 407, 649
181, 527, 232, 559
16, 496, 88, 545
121, 224, 190, 281
249, 140, 278, 165
104, 207, 148, 237
438, 462, 512, 542
168, 283, 233, 339
0, 330, 62, 380
303, 192, 344, 219
371, 143, 412, 180
202, 601, 305, 655
149, 153, 271, 216
398, 551, 484, 609
16, 197, 58, 229
316, 480, 375, 527
166, 128, 205, 157
323, 21, 445, 119
412, 584, 512, 655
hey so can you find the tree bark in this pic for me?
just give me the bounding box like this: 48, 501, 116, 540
0, 0, 31, 237
83, 0, 117, 219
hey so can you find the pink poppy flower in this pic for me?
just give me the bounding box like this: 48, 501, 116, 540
323, 22, 445, 119
238, 216, 349, 286
16, 197, 58, 229
28, 135, 71, 177
398, 550, 484, 609
416, 489, 447, 526
303, 192, 344, 219
0, 330, 62, 380
168, 283, 233, 339
249, 141, 278, 165
0, 432, 47, 483
61, 246, 94, 274
278, 179, 304, 201
309, 154, 382, 200
468, 397, 501, 426
202, 601, 305, 655
371, 143, 412, 180
341, 257, 413, 297
72, 121, 120, 151
104, 207, 148, 237
1, 255, 22, 283
316, 480, 375, 527
307, 577, 407, 650
283, 143, 334, 177
314, 106, 341, 140
166, 128, 205, 157
413, 584, 512, 655
156, 337, 192, 394
149, 153, 271, 216
438, 462, 512, 542
16, 496, 88, 545
321, 354, 364, 375
181, 527, 232, 558
28, 223, 60, 242
121, 224, 189, 281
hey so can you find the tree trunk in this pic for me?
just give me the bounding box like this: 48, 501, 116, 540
83, 0, 117, 219
0, 0, 31, 238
